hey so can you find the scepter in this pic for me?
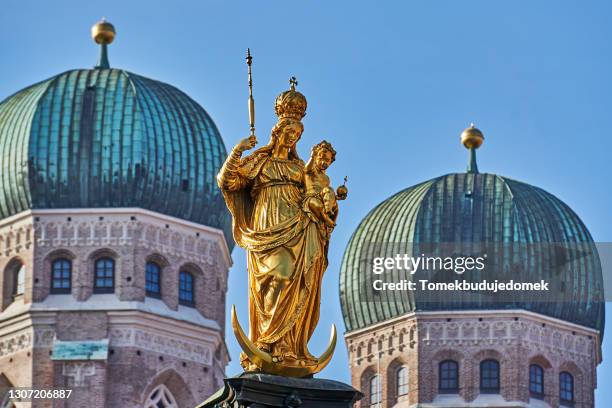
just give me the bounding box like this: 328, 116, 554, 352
246, 49, 257, 142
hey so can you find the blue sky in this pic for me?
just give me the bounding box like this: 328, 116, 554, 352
1, 0, 611, 403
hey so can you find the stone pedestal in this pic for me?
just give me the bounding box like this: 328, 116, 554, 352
198, 372, 363, 408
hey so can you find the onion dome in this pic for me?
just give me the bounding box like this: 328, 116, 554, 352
340, 126, 604, 333
0, 21, 231, 243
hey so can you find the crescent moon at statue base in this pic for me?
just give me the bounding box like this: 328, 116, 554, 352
231, 305, 337, 377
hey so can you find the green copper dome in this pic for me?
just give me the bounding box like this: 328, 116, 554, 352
0, 68, 231, 240
340, 172, 605, 333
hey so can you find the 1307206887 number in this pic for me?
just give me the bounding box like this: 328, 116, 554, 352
6, 388, 73, 400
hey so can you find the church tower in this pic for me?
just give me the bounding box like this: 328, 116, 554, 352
340, 126, 604, 408
0, 21, 232, 407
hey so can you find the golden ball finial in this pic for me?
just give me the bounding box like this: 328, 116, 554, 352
460, 123, 484, 149
336, 176, 348, 199
91, 18, 116, 45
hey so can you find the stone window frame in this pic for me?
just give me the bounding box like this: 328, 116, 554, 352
438, 360, 459, 394
358, 366, 377, 408
386, 357, 410, 404
50, 258, 72, 294
140, 368, 196, 407
558, 361, 582, 407
93, 258, 115, 293
145, 262, 162, 298
46, 249, 76, 295
559, 371, 574, 406
90, 249, 119, 295
178, 264, 198, 307
178, 271, 194, 306
529, 364, 545, 398
2, 257, 26, 310
144, 253, 169, 300
396, 366, 409, 397
431, 349, 465, 399
479, 359, 500, 394
528, 354, 553, 405
368, 374, 381, 406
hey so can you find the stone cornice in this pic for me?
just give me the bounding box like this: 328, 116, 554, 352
345, 310, 601, 365
0, 208, 232, 268
0, 309, 228, 366
0, 295, 221, 332
106, 310, 222, 346
344, 309, 600, 339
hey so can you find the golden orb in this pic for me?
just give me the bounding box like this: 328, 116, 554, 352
336, 184, 348, 197
91, 19, 116, 45
460, 123, 484, 149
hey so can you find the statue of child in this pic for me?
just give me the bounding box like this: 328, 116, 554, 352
304, 141, 347, 229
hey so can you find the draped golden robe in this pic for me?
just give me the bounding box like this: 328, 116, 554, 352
217, 148, 327, 362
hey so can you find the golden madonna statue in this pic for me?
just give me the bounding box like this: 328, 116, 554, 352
217, 79, 347, 377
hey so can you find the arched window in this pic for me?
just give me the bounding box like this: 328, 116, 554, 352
480, 359, 500, 393
94, 257, 114, 293
439, 360, 459, 393
559, 372, 574, 405
14, 264, 25, 296
145, 384, 178, 408
396, 366, 409, 397
51, 258, 71, 293
145, 262, 161, 297
529, 364, 544, 397
179, 271, 194, 306
3, 260, 25, 309
369, 375, 381, 406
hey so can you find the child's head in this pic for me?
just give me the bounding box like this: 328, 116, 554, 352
311, 140, 336, 171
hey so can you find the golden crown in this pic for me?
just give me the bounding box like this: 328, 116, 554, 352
274, 77, 307, 121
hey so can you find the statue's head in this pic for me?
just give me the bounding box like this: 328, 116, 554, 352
251, 78, 307, 161
311, 140, 336, 171
271, 77, 307, 153
271, 118, 304, 151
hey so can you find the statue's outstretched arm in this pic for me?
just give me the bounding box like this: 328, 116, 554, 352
217, 147, 249, 192
218, 135, 258, 191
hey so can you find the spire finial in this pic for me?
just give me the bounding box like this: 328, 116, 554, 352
460, 123, 485, 174
91, 19, 116, 69
289, 76, 298, 91
245, 48, 256, 138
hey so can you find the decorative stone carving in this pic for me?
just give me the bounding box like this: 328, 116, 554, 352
109, 328, 213, 365
36, 217, 220, 268
0, 217, 34, 256
33, 329, 55, 348
348, 313, 597, 367
145, 384, 178, 408
0, 332, 31, 357
62, 361, 96, 387
0, 328, 56, 357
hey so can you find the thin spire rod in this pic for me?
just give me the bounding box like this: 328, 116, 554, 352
96, 44, 110, 69
467, 148, 479, 174
246, 48, 255, 137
